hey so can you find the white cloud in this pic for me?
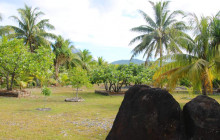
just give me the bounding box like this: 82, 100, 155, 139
0, 0, 219, 62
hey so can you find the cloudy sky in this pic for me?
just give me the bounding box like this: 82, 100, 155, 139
0, 0, 219, 62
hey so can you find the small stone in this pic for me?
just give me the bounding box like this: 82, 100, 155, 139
36, 108, 51, 111
64, 97, 85, 102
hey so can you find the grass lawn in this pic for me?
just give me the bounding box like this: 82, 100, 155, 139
0, 87, 219, 140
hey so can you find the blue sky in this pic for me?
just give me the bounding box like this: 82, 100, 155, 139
0, 0, 219, 63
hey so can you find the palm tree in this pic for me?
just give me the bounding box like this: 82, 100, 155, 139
97, 57, 108, 66
129, 1, 188, 67
76, 49, 96, 72
210, 11, 220, 56
154, 15, 220, 95
0, 13, 12, 36
9, 4, 55, 52
52, 35, 78, 81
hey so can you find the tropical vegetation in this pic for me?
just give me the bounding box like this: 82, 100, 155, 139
129, 1, 189, 68
9, 4, 55, 52
153, 13, 220, 95
0, 1, 219, 95
52, 35, 76, 82
0, 1, 219, 139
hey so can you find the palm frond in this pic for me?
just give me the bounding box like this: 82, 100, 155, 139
138, 10, 157, 28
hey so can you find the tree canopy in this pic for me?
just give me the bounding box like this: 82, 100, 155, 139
153, 14, 220, 95
9, 4, 55, 52
130, 1, 189, 67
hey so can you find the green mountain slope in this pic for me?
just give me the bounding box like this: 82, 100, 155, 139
111, 59, 144, 65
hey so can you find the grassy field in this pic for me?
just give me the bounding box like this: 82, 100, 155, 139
0, 87, 219, 140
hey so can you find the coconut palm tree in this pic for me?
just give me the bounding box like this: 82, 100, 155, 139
76, 49, 96, 72
210, 11, 220, 56
129, 1, 188, 67
154, 15, 220, 95
0, 13, 12, 36
97, 56, 108, 66
52, 35, 78, 81
9, 4, 55, 52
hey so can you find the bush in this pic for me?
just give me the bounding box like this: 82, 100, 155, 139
48, 78, 57, 86
212, 79, 220, 89
179, 78, 191, 87
41, 87, 52, 96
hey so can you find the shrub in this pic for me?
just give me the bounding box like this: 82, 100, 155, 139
41, 87, 52, 96
179, 78, 191, 87
212, 79, 220, 89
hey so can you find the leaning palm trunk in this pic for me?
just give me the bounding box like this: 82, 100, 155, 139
54, 61, 59, 82
202, 82, 207, 95
159, 38, 163, 88
159, 38, 162, 68
76, 88, 79, 100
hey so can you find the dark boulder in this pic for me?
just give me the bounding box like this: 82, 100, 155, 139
106, 85, 182, 140
183, 95, 220, 140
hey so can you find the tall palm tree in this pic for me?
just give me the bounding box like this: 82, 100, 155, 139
52, 35, 77, 81
210, 11, 220, 57
154, 15, 220, 95
97, 56, 108, 66
76, 49, 96, 72
129, 1, 188, 67
9, 4, 55, 52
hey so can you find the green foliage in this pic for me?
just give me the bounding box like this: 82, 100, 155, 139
96, 57, 108, 66
212, 79, 220, 88
133, 67, 155, 85
130, 1, 189, 67
0, 37, 54, 90
9, 4, 55, 52
59, 73, 70, 86
0, 37, 30, 90
154, 14, 220, 95
76, 49, 96, 72
68, 67, 91, 89
52, 35, 79, 81
90, 63, 155, 92
179, 78, 192, 87
41, 87, 52, 96
29, 46, 55, 85
48, 78, 57, 86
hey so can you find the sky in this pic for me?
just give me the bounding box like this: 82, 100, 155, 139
0, 0, 219, 63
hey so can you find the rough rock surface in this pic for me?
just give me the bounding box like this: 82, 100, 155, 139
183, 95, 220, 140
106, 85, 181, 140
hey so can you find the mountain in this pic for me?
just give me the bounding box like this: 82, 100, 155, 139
111, 59, 145, 65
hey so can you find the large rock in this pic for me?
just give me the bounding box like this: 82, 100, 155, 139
183, 95, 220, 140
106, 85, 182, 140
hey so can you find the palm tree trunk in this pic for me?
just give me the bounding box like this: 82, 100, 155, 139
29, 39, 34, 53
159, 38, 163, 88
202, 81, 207, 95
76, 88, 78, 100
159, 38, 162, 68
54, 60, 59, 82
